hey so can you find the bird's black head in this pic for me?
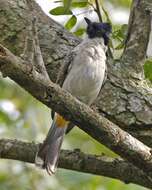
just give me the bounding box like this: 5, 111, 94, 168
84, 17, 112, 45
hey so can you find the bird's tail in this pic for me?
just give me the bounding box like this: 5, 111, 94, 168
35, 114, 68, 175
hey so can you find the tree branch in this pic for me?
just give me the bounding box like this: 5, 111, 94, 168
122, 0, 151, 77
1, 0, 152, 148
140, 0, 152, 12
0, 45, 152, 180
0, 138, 151, 188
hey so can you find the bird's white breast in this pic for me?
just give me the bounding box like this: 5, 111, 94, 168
63, 37, 107, 105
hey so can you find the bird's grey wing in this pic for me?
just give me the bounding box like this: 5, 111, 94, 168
51, 51, 75, 119
51, 51, 76, 132
56, 51, 76, 87
51, 52, 71, 119
98, 63, 107, 96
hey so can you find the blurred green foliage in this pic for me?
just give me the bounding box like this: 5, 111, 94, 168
144, 59, 152, 82
0, 0, 151, 189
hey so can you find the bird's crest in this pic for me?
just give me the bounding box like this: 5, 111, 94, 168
84, 17, 112, 45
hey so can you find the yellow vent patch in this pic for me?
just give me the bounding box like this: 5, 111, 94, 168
56, 114, 68, 128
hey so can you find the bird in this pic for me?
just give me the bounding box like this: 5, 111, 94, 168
35, 17, 112, 175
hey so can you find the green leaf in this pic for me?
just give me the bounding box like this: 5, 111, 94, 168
74, 28, 86, 36
63, 0, 72, 6
115, 41, 124, 50
63, 0, 72, 11
144, 59, 152, 82
49, 6, 72, 15
71, 1, 88, 8
101, 3, 112, 24
65, 15, 77, 30
112, 24, 128, 43
109, 39, 114, 49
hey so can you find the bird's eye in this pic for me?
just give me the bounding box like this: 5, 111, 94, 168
93, 24, 98, 29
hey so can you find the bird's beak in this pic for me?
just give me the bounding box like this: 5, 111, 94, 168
84, 17, 92, 25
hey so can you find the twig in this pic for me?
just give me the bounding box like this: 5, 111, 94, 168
32, 17, 50, 80
74, 9, 94, 16
95, 0, 102, 22
21, 17, 50, 81
100, 3, 112, 24
93, 0, 113, 58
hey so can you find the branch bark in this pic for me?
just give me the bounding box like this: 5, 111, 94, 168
0, 138, 152, 189
0, 0, 152, 148
122, 0, 151, 77
0, 44, 152, 180
140, 0, 152, 12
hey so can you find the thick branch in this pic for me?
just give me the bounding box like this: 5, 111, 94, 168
1, 0, 152, 148
0, 138, 151, 188
140, 0, 152, 12
0, 45, 152, 179
122, 0, 151, 77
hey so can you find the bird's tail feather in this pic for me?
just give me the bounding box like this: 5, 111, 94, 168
35, 114, 67, 175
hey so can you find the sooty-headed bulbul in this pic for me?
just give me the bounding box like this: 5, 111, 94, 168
35, 17, 112, 175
